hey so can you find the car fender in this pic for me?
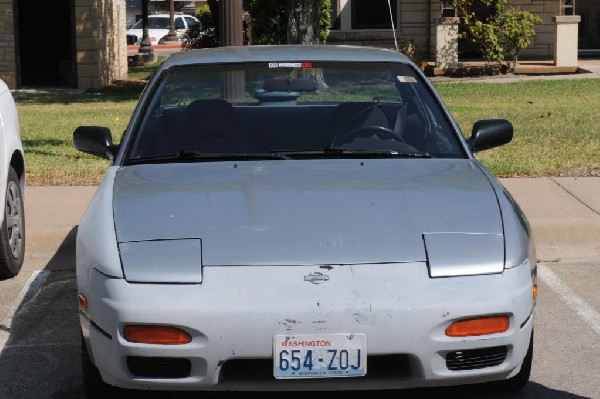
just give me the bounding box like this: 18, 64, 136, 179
76, 166, 123, 297
477, 163, 536, 271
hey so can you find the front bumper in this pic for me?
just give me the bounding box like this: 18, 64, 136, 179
80, 261, 535, 391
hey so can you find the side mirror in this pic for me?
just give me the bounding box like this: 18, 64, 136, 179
73, 126, 118, 160
468, 119, 513, 152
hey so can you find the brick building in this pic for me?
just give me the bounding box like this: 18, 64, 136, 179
0, 0, 127, 89
327, 0, 596, 61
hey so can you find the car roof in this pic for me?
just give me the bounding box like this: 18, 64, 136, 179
159, 45, 412, 70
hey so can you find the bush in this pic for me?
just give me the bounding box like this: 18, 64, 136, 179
320, 0, 332, 44
497, 6, 543, 71
183, 4, 219, 49
245, 0, 287, 45
454, 0, 542, 73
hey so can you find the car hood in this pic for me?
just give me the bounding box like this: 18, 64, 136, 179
113, 159, 503, 266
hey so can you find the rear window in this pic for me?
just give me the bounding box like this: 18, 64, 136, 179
132, 17, 170, 29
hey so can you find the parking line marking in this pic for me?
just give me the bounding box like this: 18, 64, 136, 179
538, 264, 600, 334
0, 270, 49, 355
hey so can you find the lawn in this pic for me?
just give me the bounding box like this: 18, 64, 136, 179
435, 79, 600, 177
13, 69, 600, 185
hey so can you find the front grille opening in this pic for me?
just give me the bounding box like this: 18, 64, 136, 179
219, 355, 412, 382
446, 346, 508, 371
127, 356, 191, 378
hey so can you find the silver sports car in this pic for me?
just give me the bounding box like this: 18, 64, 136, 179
74, 45, 536, 397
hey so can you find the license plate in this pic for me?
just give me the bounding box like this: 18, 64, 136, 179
274, 333, 367, 379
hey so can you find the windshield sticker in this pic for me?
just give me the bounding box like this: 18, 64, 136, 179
269, 62, 313, 68
397, 76, 417, 83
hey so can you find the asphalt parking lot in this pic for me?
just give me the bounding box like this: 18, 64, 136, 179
0, 178, 598, 399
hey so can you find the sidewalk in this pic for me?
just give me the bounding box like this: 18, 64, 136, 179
22, 177, 600, 263
501, 177, 600, 262
429, 59, 600, 83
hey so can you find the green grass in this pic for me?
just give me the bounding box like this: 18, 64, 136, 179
433, 79, 600, 177
14, 74, 600, 185
126, 57, 166, 81
15, 86, 140, 185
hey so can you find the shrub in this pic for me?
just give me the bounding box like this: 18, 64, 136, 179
454, 0, 542, 73
183, 4, 219, 49
245, 0, 287, 45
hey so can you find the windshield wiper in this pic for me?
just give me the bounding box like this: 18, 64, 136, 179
127, 151, 289, 165
272, 148, 432, 159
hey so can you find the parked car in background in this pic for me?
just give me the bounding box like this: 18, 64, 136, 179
0, 79, 25, 280
126, 14, 200, 45
74, 45, 536, 397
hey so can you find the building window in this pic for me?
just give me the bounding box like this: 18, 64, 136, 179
351, 0, 397, 29
441, 0, 457, 18
560, 0, 575, 16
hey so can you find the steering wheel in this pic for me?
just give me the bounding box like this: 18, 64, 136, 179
332, 125, 399, 147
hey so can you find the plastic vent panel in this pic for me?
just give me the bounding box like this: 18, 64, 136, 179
446, 346, 508, 371
127, 356, 191, 378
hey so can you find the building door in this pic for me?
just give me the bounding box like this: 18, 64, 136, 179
578, 0, 600, 56
15, 0, 77, 87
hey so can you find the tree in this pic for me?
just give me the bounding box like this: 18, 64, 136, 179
246, 0, 331, 45
287, 0, 320, 44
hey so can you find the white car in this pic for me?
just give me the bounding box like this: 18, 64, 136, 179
126, 14, 199, 45
0, 79, 25, 280
74, 46, 535, 397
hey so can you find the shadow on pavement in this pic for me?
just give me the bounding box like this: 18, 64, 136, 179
0, 227, 84, 399
0, 228, 591, 399
119, 382, 592, 399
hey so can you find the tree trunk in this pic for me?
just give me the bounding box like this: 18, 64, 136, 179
286, 0, 328, 90
287, 0, 321, 45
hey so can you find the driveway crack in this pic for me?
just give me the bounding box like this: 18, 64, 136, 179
550, 177, 600, 217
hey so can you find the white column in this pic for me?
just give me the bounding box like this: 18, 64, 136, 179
339, 0, 352, 31
434, 17, 459, 69
553, 15, 581, 67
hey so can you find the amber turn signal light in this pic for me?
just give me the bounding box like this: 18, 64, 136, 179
533, 284, 538, 301
124, 325, 192, 345
78, 294, 88, 311
445, 316, 510, 337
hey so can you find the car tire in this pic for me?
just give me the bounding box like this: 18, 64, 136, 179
0, 166, 24, 280
81, 335, 117, 399
492, 330, 533, 392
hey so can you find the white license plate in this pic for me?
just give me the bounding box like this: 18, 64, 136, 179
274, 334, 367, 379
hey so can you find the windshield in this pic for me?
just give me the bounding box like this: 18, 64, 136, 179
126, 61, 465, 163
132, 17, 169, 30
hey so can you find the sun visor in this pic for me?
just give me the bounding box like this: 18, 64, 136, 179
423, 233, 504, 278
119, 239, 202, 283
